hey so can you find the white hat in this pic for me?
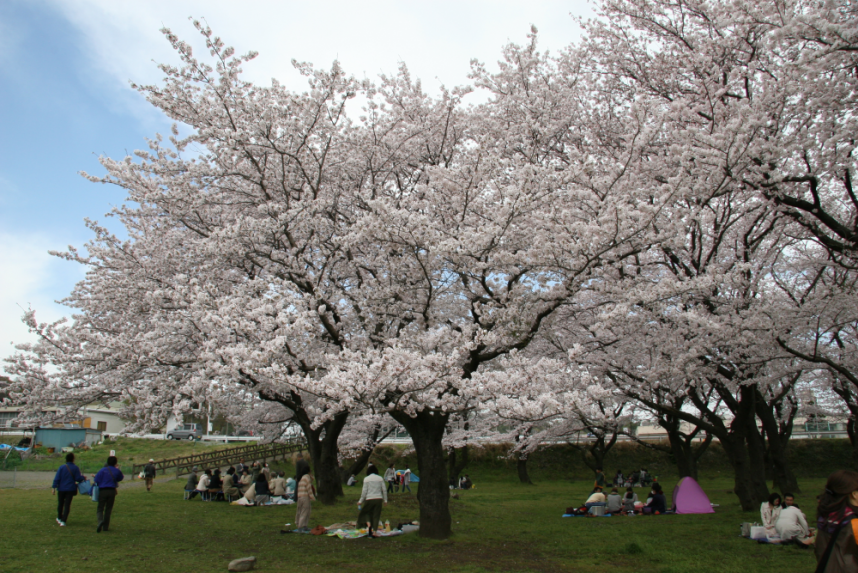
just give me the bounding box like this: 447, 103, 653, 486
149, 458, 154, 462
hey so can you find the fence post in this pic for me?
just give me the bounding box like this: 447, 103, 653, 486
13, 467, 16, 489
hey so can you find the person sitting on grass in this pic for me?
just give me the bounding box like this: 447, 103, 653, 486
208, 469, 224, 501
223, 468, 240, 499
347, 474, 357, 487
254, 472, 271, 505
622, 487, 639, 514
761, 492, 782, 537
585, 487, 607, 515
185, 466, 200, 499
196, 469, 212, 500
782, 492, 800, 509
606, 487, 623, 513
460, 475, 473, 490
644, 483, 666, 515
271, 471, 287, 497
776, 504, 813, 545
238, 468, 253, 494
285, 475, 297, 500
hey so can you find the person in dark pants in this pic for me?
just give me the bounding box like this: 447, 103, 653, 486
51, 452, 86, 526
295, 452, 309, 482
143, 459, 156, 492
357, 466, 387, 536
94, 455, 124, 532
184, 466, 200, 499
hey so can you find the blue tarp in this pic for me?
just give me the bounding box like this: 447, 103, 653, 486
0, 444, 28, 452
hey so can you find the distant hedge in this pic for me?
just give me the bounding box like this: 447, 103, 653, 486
365, 438, 852, 482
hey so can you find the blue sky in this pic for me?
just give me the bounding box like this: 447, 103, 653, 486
0, 0, 591, 364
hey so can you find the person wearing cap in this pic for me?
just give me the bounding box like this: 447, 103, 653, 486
143, 459, 157, 492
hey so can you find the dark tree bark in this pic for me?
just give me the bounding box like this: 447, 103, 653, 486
389, 409, 451, 540
517, 453, 533, 485
755, 386, 800, 493
341, 427, 396, 482
243, 376, 347, 505
514, 433, 534, 485
446, 444, 470, 485
848, 416, 858, 471
567, 426, 618, 473
830, 377, 858, 470
295, 412, 348, 505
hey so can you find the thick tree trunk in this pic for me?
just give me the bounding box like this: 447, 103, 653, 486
297, 413, 347, 505
848, 416, 858, 471
517, 454, 533, 485
390, 409, 451, 539
340, 427, 393, 482
666, 429, 697, 480
342, 447, 374, 483
745, 424, 771, 505
719, 434, 761, 511
447, 445, 470, 484
755, 390, 800, 493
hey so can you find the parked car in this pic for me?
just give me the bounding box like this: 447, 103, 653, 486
166, 423, 202, 441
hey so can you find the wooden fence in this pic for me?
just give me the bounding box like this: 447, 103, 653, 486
131, 437, 306, 477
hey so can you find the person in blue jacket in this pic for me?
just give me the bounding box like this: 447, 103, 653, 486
93, 456, 124, 532
52, 452, 86, 527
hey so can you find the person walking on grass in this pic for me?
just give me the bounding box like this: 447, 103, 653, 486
94, 455, 124, 533
295, 465, 315, 532
143, 458, 156, 492
357, 465, 388, 537
52, 452, 86, 527
384, 464, 396, 494
402, 466, 412, 494
593, 467, 607, 492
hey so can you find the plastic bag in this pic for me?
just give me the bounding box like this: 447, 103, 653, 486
78, 480, 92, 496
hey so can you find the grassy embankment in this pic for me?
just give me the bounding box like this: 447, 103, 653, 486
0, 436, 234, 473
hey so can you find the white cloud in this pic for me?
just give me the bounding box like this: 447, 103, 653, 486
46, 0, 592, 127
0, 233, 82, 366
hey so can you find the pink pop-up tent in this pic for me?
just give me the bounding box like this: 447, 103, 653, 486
672, 477, 715, 514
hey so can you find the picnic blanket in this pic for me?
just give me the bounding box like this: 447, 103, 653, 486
327, 528, 405, 539
231, 496, 295, 506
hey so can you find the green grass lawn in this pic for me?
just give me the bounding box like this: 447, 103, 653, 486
0, 470, 821, 573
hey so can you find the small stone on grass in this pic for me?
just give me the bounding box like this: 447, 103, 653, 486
228, 556, 256, 571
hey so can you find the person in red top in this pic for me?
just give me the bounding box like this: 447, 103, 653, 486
816, 470, 858, 572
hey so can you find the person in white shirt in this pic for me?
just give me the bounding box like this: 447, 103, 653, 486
585, 487, 607, 514
402, 466, 412, 493
775, 505, 812, 543
761, 493, 782, 537
357, 466, 388, 536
